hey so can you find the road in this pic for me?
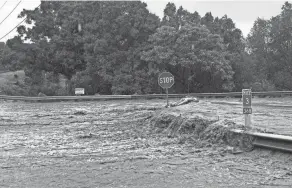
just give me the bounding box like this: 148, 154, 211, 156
1, 98, 292, 187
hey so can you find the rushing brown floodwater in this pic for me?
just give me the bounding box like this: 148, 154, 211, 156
1, 98, 292, 187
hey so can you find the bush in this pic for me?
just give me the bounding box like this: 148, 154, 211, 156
39, 83, 59, 96
55, 87, 70, 96
273, 71, 292, 90
0, 83, 29, 96
251, 80, 276, 92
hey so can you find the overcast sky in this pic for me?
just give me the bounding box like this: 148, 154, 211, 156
0, 0, 288, 42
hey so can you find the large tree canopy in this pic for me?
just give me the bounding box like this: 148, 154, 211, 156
11, 1, 161, 95
142, 24, 235, 93
3, 1, 291, 96
246, 1, 292, 91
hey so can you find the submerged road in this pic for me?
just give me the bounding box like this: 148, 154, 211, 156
1, 99, 292, 187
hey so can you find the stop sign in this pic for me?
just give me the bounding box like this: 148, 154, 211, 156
158, 72, 174, 89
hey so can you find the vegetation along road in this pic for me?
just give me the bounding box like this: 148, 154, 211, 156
1, 1, 292, 96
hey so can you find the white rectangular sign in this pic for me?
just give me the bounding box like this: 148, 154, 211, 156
75, 88, 85, 95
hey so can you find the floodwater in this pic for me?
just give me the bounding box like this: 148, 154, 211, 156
1, 98, 292, 187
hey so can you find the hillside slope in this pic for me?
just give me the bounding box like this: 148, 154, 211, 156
0, 70, 26, 95
0, 70, 25, 84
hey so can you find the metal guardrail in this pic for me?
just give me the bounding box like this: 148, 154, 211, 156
231, 129, 292, 153
0, 91, 292, 102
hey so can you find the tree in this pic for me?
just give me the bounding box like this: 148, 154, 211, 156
245, 1, 292, 90
68, 1, 160, 94
268, 2, 292, 90
17, 1, 89, 80
200, 13, 247, 91
162, 3, 178, 28
0, 45, 24, 71
142, 23, 234, 93
201, 12, 214, 31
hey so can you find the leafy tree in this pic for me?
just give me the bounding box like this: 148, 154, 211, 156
200, 12, 247, 91
14, 1, 292, 95
142, 23, 235, 93
0, 45, 24, 71
246, 18, 271, 80
162, 3, 178, 28
201, 12, 214, 31
66, 1, 160, 94
246, 1, 292, 90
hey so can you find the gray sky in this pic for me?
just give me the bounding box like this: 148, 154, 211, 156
0, 0, 288, 42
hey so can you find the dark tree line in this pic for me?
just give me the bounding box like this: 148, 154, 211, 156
0, 1, 292, 96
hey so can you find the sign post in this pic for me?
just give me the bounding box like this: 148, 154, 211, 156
158, 72, 174, 107
242, 89, 252, 127
166, 87, 169, 106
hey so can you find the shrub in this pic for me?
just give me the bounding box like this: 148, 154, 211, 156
251, 80, 275, 92
273, 71, 292, 90
0, 83, 29, 96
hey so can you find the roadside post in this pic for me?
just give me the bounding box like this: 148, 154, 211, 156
158, 72, 174, 107
242, 89, 252, 127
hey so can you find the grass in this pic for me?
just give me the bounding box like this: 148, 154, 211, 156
0, 70, 25, 86
0, 70, 26, 95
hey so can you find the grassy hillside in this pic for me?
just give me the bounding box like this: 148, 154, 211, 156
0, 70, 26, 95
0, 70, 25, 83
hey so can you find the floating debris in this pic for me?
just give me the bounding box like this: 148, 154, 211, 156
77, 133, 97, 139
148, 108, 254, 152
73, 111, 87, 116
168, 97, 199, 107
